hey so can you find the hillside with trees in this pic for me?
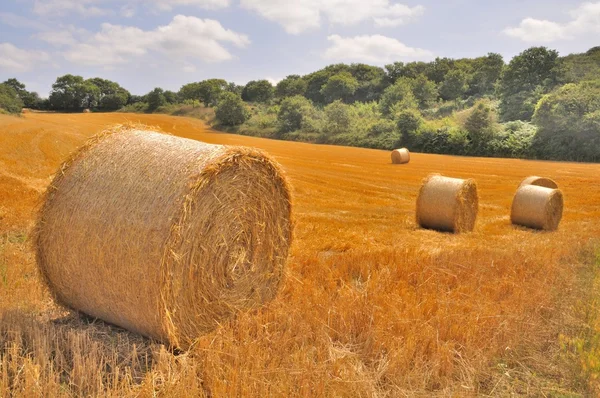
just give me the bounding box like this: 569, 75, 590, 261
2, 46, 599, 162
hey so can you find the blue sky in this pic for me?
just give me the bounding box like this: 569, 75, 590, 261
0, 0, 598, 96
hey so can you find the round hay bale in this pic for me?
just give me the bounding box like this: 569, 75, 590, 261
35, 126, 293, 349
83, 108, 91, 113
518, 176, 558, 189
391, 148, 410, 164
416, 174, 478, 233
510, 185, 563, 231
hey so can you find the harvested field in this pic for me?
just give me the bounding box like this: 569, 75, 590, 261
1, 112, 600, 396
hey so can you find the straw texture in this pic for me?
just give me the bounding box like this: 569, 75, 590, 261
416, 174, 478, 233
391, 148, 410, 164
518, 176, 558, 189
511, 185, 563, 231
35, 126, 293, 349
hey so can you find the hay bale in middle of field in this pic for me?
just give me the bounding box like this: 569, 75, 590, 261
391, 148, 410, 164
518, 176, 558, 189
416, 174, 478, 233
511, 185, 563, 231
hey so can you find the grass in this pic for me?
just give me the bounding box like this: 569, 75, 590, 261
1, 111, 600, 396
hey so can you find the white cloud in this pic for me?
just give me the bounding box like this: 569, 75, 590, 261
240, 0, 424, 34
120, 5, 136, 17
323, 34, 433, 64
33, 0, 108, 16
32, 0, 230, 16
36, 26, 90, 47
63, 15, 249, 67
266, 76, 281, 85
0, 43, 50, 72
0, 12, 48, 30
504, 1, 600, 42
183, 64, 197, 73
151, 0, 230, 11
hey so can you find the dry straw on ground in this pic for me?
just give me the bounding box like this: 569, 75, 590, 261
511, 185, 563, 231
518, 175, 558, 189
416, 174, 478, 233
35, 125, 293, 349
391, 148, 410, 164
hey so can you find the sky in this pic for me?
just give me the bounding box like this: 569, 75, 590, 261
0, 0, 598, 97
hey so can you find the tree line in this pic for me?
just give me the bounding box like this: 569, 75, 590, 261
1, 46, 599, 161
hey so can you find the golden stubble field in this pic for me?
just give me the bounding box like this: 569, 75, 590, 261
1, 112, 600, 396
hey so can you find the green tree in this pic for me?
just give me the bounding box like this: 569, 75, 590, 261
561, 46, 600, 83
226, 82, 243, 96
464, 100, 496, 150
277, 95, 316, 133
304, 70, 331, 104
49, 74, 99, 111
411, 75, 438, 109
320, 72, 359, 103
3, 79, 43, 109
498, 46, 561, 121
379, 78, 417, 117
532, 80, 600, 161
468, 53, 504, 96
324, 100, 353, 135
0, 84, 24, 114
215, 92, 249, 126
349, 63, 386, 102
87, 77, 130, 111
178, 82, 202, 101
439, 69, 469, 101
146, 88, 166, 112
241, 80, 274, 103
197, 79, 228, 107
428, 57, 456, 83
164, 90, 178, 104
396, 109, 423, 145
276, 75, 307, 98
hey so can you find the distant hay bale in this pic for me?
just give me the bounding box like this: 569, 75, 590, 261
35, 125, 293, 349
83, 109, 91, 113
21, 108, 29, 113
391, 148, 410, 164
518, 176, 558, 189
511, 185, 563, 231
416, 174, 478, 233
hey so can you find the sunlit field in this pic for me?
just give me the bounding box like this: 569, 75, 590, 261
1, 112, 600, 396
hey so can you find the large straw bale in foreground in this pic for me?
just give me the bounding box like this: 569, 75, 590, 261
391, 148, 410, 164
518, 176, 558, 189
511, 185, 563, 231
416, 174, 478, 233
35, 126, 293, 348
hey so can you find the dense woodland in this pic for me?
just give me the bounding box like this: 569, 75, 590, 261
1, 46, 600, 162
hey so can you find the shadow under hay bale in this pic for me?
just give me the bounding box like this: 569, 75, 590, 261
518, 176, 558, 189
35, 125, 293, 349
391, 148, 410, 164
416, 174, 478, 233
511, 185, 563, 231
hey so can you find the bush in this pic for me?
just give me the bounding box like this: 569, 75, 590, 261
463, 100, 497, 152
0, 84, 23, 114
277, 96, 318, 133
532, 80, 600, 161
215, 92, 249, 126
324, 100, 353, 135
242, 80, 274, 103
487, 121, 536, 158
396, 109, 423, 138
379, 78, 417, 117
118, 102, 149, 113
